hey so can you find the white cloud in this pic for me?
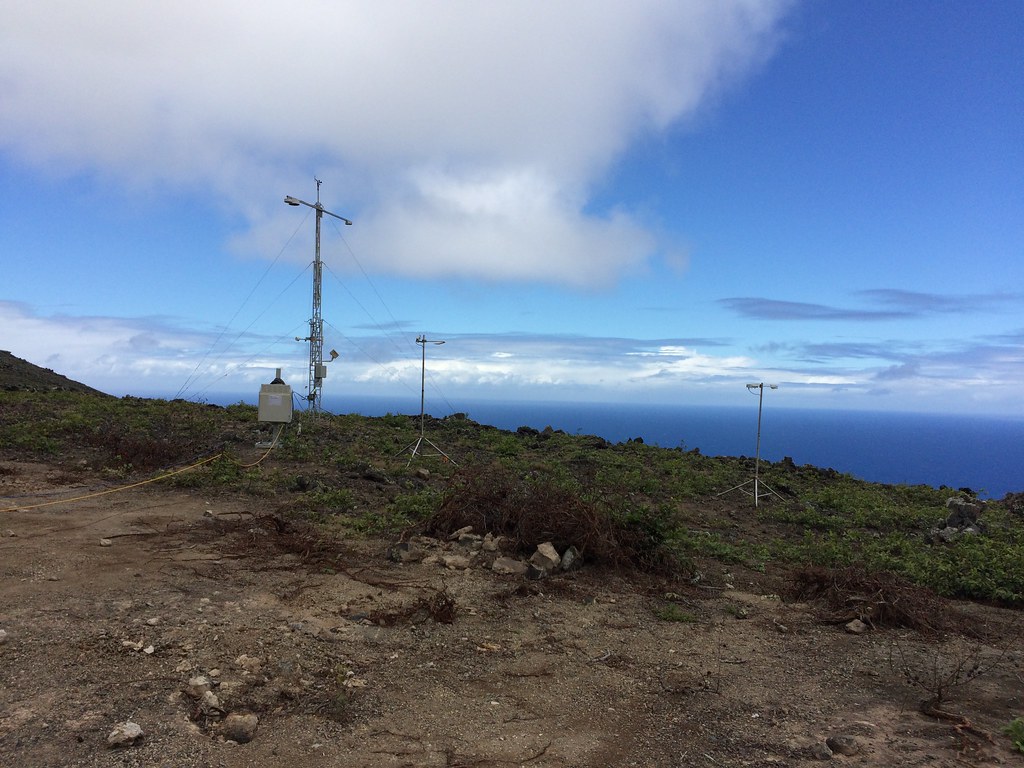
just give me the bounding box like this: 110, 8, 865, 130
1, 0, 792, 286
0, 301, 296, 396
3, 301, 1022, 413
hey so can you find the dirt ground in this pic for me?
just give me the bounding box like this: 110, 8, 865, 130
1, 460, 1022, 767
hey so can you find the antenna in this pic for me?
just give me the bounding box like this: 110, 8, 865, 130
717, 382, 784, 507
283, 181, 352, 413
396, 335, 457, 466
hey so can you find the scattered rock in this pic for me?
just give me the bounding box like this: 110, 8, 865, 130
457, 532, 483, 547
492, 557, 529, 576
825, 734, 860, 756
526, 563, 548, 581
529, 542, 561, 572
221, 712, 259, 744
809, 741, 833, 760
931, 497, 987, 543
387, 542, 424, 563
441, 553, 472, 569
200, 689, 223, 714
560, 545, 581, 571
0, 629, 7, 645
482, 533, 500, 552
413, 467, 431, 480
99, 538, 113, 547
448, 525, 474, 540
187, 675, 212, 699
107, 721, 143, 748
234, 654, 262, 675
845, 619, 868, 635
945, 497, 982, 528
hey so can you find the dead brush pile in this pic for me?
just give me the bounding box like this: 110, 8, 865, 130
788, 564, 958, 636
425, 463, 680, 575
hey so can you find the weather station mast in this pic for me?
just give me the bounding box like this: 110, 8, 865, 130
284, 179, 351, 413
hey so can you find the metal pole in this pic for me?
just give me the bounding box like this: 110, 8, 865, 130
418, 335, 427, 437
394, 335, 455, 466
754, 383, 764, 507
310, 184, 324, 412
716, 382, 780, 506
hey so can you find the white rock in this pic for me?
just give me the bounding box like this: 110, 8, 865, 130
99, 538, 113, 547
200, 689, 222, 713
441, 553, 472, 569
0, 629, 8, 645
560, 545, 581, 571
107, 721, 143, 748
845, 619, 868, 635
529, 542, 561, 572
234, 654, 262, 674
187, 675, 212, 699
448, 525, 474, 540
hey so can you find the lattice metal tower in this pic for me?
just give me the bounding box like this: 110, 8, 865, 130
284, 179, 352, 412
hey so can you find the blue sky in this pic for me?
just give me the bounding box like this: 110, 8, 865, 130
2, 1, 1022, 416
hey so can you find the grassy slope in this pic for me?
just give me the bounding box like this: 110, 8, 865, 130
0, 351, 108, 395
1, 390, 1022, 604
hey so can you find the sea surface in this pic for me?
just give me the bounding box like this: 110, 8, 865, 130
225, 393, 1024, 499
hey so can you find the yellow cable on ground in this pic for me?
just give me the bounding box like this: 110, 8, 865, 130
0, 453, 224, 513
238, 423, 284, 468
2, 422, 289, 513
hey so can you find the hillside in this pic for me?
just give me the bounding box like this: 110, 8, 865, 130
0, 389, 1022, 766
0, 350, 107, 395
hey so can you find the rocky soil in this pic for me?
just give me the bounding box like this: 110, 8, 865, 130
1, 460, 1022, 767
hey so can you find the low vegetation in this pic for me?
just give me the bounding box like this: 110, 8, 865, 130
2, 390, 1022, 604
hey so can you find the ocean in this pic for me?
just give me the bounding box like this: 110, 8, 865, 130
229, 392, 1024, 499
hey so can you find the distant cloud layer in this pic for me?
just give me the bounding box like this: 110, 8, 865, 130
1, 0, 792, 287
720, 290, 1022, 321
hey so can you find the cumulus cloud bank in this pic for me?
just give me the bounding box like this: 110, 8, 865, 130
1, 0, 791, 286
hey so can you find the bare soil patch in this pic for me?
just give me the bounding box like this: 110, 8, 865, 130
1, 460, 1022, 767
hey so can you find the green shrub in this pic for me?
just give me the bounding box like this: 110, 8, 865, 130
1004, 718, 1024, 754
654, 603, 697, 622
